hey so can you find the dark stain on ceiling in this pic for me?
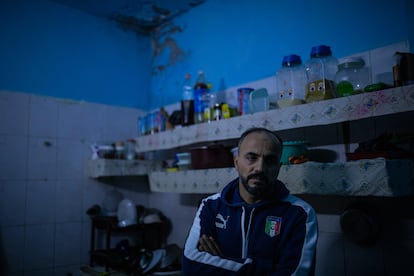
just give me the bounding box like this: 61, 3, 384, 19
52, 0, 206, 34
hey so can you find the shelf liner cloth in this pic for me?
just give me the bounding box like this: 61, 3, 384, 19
149, 158, 414, 196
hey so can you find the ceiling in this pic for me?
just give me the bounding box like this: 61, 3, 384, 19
52, 0, 206, 34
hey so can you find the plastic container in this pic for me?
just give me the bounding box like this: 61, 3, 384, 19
305, 45, 338, 102
280, 141, 308, 165
249, 88, 269, 113
275, 54, 307, 107
203, 84, 214, 122
335, 57, 370, 97
237, 87, 254, 115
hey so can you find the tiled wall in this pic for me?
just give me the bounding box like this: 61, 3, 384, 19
0, 91, 147, 275
1, 42, 414, 275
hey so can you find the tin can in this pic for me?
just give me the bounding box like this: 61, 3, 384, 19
237, 88, 254, 115
149, 111, 165, 134
138, 116, 147, 136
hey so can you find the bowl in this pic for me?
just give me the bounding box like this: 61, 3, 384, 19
281, 141, 308, 164
175, 152, 191, 163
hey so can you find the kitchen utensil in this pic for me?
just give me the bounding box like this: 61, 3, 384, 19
117, 199, 137, 227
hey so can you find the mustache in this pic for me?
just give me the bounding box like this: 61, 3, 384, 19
247, 173, 266, 181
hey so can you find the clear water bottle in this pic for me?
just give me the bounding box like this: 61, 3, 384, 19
203, 84, 215, 122
181, 73, 194, 126
193, 70, 209, 124
305, 45, 338, 102
275, 54, 307, 107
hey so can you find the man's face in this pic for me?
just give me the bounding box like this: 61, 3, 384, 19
234, 132, 282, 202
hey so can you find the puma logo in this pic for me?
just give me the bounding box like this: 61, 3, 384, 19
215, 214, 230, 229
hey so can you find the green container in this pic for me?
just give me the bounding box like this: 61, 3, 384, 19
281, 141, 308, 164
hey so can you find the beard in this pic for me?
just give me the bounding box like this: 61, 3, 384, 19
240, 173, 268, 197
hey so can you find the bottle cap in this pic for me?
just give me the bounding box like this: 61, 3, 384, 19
310, 45, 332, 57
282, 54, 302, 66
338, 57, 365, 70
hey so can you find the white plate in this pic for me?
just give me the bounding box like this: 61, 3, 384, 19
117, 199, 137, 227
142, 249, 166, 274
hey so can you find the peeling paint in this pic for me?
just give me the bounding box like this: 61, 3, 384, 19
151, 22, 188, 75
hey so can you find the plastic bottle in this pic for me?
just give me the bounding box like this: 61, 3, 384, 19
203, 84, 215, 123
193, 70, 209, 124
305, 45, 338, 102
181, 73, 194, 126
335, 57, 370, 97
275, 54, 307, 107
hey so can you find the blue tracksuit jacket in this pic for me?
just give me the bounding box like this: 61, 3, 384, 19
182, 178, 318, 275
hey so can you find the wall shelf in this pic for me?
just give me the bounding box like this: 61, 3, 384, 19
134, 85, 414, 153
88, 85, 414, 196
87, 159, 162, 178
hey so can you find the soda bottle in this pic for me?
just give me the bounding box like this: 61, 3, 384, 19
181, 73, 194, 126
193, 70, 208, 124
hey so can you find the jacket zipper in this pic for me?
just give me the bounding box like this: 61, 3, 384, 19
241, 206, 255, 258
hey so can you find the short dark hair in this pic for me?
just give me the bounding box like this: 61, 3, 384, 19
238, 127, 283, 153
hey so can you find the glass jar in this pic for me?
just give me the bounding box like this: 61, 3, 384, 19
335, 57, 370, 97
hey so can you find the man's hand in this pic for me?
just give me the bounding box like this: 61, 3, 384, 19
198, 234, 223, 256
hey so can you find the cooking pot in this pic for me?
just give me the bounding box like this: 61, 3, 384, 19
190, 146, 234, 169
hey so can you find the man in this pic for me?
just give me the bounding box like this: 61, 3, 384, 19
182, 127, 318, 275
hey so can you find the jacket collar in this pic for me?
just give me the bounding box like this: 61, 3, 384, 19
221, 177, 290, 207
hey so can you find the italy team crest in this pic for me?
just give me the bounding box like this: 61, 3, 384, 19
265, 216, 282, 237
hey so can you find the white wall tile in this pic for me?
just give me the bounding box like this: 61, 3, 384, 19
55, 180, 83, 223
103, 105, 143, 141
82, 178, 113, 221
23, 224, 55, 270
57, 100, 88, 140
149, 192, 199, 221
1, 226, 24, 273
56, 138, 89, 180
167, 217, 193, 248
315, 232, 345, 276
79, 102, 108, 142
0, 135, 28, 180
25, 180, 55, 224
0, 180, 26, 226
54, 222, 82, 266
27, 137, 57, 181
0, 91, 30, 136
80, 221, 92, 264
29, 95, 58, 138
317, 214, 342, 233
